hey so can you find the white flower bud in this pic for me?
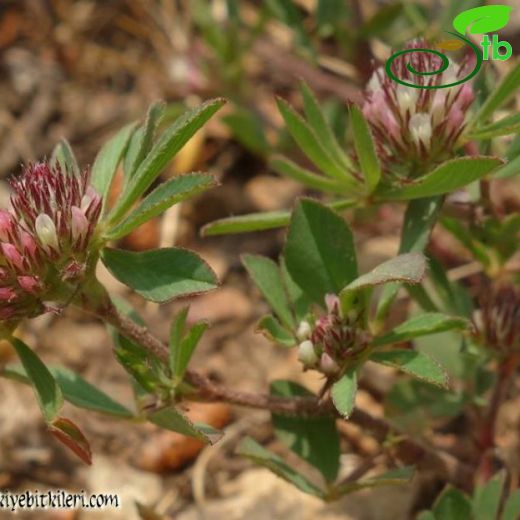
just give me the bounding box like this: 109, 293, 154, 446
80, 187, 100, 212
35, 213, 59, 251
298, 340, 318, 367
296, 320, 312, 341
396, 85, 418, 116
80, 194, 92, 212
442, 65, 460, 103
431, 91, 447, 126
409, 113, 432, 147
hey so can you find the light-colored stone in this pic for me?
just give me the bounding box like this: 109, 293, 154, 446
80, 455, 163, 520
189, 287, 253, 322
176, 468, 412, 520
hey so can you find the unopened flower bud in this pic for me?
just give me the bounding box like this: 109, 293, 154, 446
0, 287, 16, 301
431, 92, 447, 126
17, 275, 41, 294
457, 83, 474, 107
396, 85, 417, 116
20, 231, 37, 260
1, 243, 23, 270
35, 213, 59, 251
81, 186, 99, 212
325, 294, 340, 313
298, 340, 318, 367
409, 113, 432, 147
320, 353, 340, 375
71, 206, 89, 244
296, 320, 312, 341
80, 187, 102, 219
80, 194, 93, 212
446, 106, 465, 134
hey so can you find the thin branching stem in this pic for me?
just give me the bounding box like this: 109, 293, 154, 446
94, 300, 474, 488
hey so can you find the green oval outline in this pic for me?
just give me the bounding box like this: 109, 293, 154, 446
385, 32, 483, 89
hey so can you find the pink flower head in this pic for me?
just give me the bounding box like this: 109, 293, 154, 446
474, 284, 520, 356
0, 161, 103, 323
10, 162, 102, 254
361, 40, 475, 177
301, 294, 370, 376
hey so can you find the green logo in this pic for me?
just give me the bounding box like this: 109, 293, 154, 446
386, 5, 513, 89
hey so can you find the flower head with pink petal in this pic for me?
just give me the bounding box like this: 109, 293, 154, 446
0, 162, 102, 323
362, 40, 475, 178
296, 294, 371, 375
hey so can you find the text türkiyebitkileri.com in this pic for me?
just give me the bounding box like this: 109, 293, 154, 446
0, 489, 120, 512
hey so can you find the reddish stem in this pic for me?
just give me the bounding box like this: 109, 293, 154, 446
476, 353, 520, 481
93, 299, 474, 487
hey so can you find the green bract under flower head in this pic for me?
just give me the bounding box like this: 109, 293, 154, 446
0, 162, 102, 322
